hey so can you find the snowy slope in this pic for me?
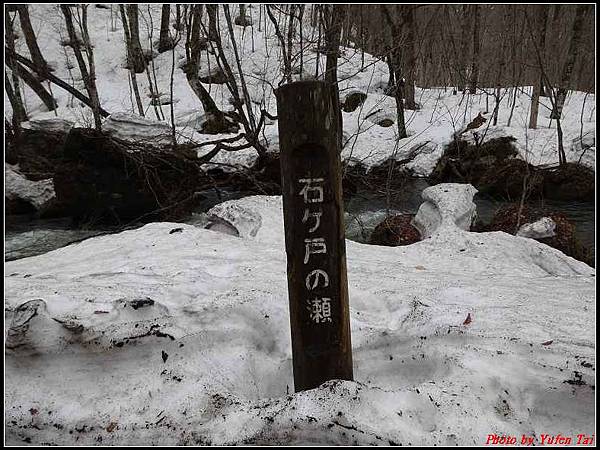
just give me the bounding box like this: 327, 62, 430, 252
5, 5, 596, 175
5, 191, 595, 445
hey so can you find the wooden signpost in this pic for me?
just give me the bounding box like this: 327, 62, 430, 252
275, 80, 353, 392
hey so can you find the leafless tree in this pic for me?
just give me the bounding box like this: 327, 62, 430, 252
157, 4, 172, 53
60, 4, 103, 130
5, 8, 27, 127
468, 5, 480, 94
119, 5, 144, 116
551, 4, 587, 120
528, 5, 549, 129
123, 4, 146, 74
382, 5, 407, 139
16, 5, 51, 77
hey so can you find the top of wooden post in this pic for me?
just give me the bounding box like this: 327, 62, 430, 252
275, 80, 338, 152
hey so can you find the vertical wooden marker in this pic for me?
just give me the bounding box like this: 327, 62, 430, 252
275, 80, 353, 392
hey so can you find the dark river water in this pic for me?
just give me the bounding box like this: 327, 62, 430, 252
344, 178, 595, 254
5, 181, 595, 261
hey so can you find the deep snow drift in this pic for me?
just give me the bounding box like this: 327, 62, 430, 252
5, 187, 595, 445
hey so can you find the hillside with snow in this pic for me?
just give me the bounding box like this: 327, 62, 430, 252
4, 4, 596, 446
5, 4, 595, 174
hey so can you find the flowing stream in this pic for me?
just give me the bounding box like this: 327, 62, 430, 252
5, 182, 595, 261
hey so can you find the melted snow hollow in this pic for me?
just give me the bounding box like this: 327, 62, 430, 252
5, 190, 595, 445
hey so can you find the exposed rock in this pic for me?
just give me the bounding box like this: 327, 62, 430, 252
343, 159, 413, 197
377, 118, 395, 127
199, 111, 240, 135
430, 136, 543, 200
459, 112, 487, 135
365, 109, 396, 128
5, 127, 69, 181
478, 158, 543, 199
342, 90, 368, 113
199, 67, 229, 85
369, 214, 421, 246
413, 183, 478, 238
486, 204, 594, 267
53, 128, 207, 224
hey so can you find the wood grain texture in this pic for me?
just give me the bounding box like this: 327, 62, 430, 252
276, 80, 353, 392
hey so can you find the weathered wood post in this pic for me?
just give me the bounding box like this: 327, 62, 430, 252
275, 80, 353, 392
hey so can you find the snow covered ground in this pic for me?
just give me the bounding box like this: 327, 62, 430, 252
5, 189, 595, 445
5, 4, 596, 175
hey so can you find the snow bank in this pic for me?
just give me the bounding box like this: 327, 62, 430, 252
413, 183, 478, 238
21, 117, 74, 133
5, 192, 595, 445
103, 112, 173, 144
206, 196, 283, 243
5, 164, 55, 211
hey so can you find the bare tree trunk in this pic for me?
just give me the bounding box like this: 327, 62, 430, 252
468, 4, 480, 94
125, 5, 146, 73
298, 5, 305, 76
7, 46, 110, 117
323, 5, 345, 146
7, 60, 57, 111
402, 5, 417, 110
529, 6, 549, 129
458, 6, 471, 91
16, 5, 50, 77
184, 5, 232, 134
551, 4, 587, 120
5, 72, 28, 126
266, 5, 291, 82
61, 5, 102, 130
382, 5, 407, 139
287, 4, 296, 76
158, 4, 172, 53
223, 5, 256, 130
119, 6, 144, 116
5, 8, 27, 127
79, 5, 102, 128
207, 4, 219, 41
386, 53, 395, 91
